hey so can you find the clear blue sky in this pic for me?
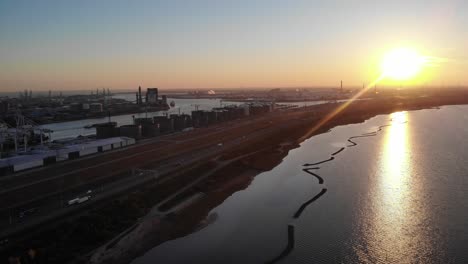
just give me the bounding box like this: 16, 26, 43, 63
1, 0, 467, 90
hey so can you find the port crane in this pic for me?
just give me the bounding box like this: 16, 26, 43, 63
0, 112, 51, 155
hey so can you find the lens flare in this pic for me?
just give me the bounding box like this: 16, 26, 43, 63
381, 48, 427, 80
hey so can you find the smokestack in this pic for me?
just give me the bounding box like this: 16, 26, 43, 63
138, 86, 142, 105
340, 80, 343, 93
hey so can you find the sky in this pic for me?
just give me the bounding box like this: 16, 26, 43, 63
1, 0, 467, 91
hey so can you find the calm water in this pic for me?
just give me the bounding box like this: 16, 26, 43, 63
40, 94, 326, 140
40, 97, 228, 140
131, 105, 468, 264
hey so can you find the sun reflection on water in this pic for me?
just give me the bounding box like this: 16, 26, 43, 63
382, 112, 409, 212
354, 112, 432, 263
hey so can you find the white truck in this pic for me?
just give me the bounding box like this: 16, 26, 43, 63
77, 196, 91, 204
67, 198, 80, 206
67, 195, 91, 206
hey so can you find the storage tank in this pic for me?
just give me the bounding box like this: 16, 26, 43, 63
141, 123, 160, 137
120, 125, 141, 139
191, 110, 205, 127
181, 114, 192, 127
170, 114, 187, 131
134, 117, 153, 126
206, 111, 217, 124
154, 116, 174, 133
96, 122, 119, 139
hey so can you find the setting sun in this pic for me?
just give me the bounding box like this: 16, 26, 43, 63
381, 48, 427, 81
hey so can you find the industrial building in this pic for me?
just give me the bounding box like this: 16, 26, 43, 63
146, 88, 159, 104
89, 103, 103, 113
96, 123, 120, 139
153, 116, 174, 133
141, 123, 159, 137
134, 87, 169, 110
190, 104, 271, 127
0, 100, 279, 177
93, 103, 277, 143
119, 125, 141, 139
134, 118, 159, 137
0, 137, 135, 176
171, 114, 192, 131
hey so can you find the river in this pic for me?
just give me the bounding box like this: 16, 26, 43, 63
40, 94, 327, 140
40, 97, 229, 140
130, 105, 468, 263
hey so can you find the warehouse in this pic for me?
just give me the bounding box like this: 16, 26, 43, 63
0, 137, 136, 176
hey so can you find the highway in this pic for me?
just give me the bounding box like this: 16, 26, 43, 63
0, 142, 225, 239
0, 114, 272, 211
0, 106, 318, 241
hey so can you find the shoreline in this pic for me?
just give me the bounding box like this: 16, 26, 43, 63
87, 95, 468, 264
3, 93, 468, 263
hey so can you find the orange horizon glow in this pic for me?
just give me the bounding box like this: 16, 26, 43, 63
0, 48, 450, 92
2, 2, 467, 91
297, 46, 439, 140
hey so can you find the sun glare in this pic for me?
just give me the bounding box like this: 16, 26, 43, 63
381, 48, 426, 80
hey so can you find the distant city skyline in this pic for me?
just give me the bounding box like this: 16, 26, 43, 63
1, 0, 468, 91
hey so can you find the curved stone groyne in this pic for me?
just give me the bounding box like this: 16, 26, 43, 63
347, 134, 377, 147
303, 157, 335, 166
302, 168, 324, 184
377, 124, 391, 131
267, 119, 408, 263
293, 188, 328, 219
361, 132, 377, 136
347, 121, 406, 147
331, 147, 345, 156
265, 225, 295, 264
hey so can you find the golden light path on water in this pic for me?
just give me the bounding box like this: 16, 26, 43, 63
379, 112, 412, 263
355, 112, 431, 263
